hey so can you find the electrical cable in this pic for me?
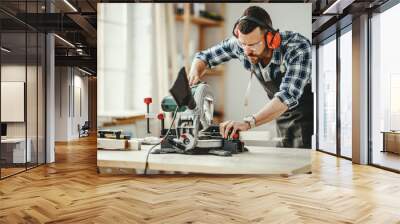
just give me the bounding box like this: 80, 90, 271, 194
144, 107, 179, 175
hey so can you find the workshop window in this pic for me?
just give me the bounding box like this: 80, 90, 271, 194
339, 28, 352, 158
98, 4, 153, 114
317, 36, 337, 155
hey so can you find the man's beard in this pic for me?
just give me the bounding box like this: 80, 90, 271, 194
247, 54, 260, 64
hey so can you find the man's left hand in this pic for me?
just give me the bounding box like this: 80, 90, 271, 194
219, 120, 250, 139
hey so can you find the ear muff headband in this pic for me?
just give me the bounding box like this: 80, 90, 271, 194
232, 15, 281, 49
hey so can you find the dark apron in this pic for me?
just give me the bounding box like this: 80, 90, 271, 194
253, 65, 314, 149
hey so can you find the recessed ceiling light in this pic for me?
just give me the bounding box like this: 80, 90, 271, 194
54, 34, 75, 48
1, 47, 11, 53
78, 67, 92, 76
63, 0, 78, 12
323, 0, 345, 15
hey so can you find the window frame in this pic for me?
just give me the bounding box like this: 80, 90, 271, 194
315, 24, 352, 160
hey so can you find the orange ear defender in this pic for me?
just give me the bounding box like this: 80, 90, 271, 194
266, 31, 281, 49
232, 15, 281, 49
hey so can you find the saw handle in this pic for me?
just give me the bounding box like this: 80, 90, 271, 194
226, 129, 240, 140
157, 113, 165, 131
232, 132, 239, 140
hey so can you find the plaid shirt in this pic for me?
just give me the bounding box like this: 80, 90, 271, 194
195, 31, 312, 110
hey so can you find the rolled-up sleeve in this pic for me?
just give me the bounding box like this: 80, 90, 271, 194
274, 42, 312, 110
195, 37, 239, 68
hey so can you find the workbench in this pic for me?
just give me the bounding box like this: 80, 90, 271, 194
1, 138, 32, 164
97, 135, 311, 175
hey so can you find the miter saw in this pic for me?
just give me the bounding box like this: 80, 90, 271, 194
152, 67, 247, 156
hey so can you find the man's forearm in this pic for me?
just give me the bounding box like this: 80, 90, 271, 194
190, 59, 207, 78
253, 97, 288, 126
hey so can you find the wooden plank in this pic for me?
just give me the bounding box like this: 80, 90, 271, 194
97, 138, 127, 150
199, 25, 205, 50
183, 3, 191, 73
97, 145, 311, 175
167, 3, 178, 81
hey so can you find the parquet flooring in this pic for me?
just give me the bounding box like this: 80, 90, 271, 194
1, 136, 400, 223
1, 167, 26, 178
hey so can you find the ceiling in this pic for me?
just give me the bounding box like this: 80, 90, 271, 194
0, 0, 393, 75
0, 0, 98, 74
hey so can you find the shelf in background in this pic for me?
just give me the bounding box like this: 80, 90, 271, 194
175, 15, 222, 27
98, 111, 145, 127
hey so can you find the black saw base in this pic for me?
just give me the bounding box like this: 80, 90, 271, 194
157, 126, 248, 156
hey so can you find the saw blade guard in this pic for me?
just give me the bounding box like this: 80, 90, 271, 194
192, 83, 214, 131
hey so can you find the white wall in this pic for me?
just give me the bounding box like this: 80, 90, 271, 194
223, 4, 312, 136
1, 82, 24, 122
76, 73, 89, 137
55, 67, 68, 141
55, 67, 89, 141
1, 65, 26, 138
1, 63, 46, 163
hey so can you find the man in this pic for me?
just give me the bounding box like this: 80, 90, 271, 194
188, 6, 313, 148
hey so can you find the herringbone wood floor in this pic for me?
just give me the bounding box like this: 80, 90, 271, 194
1, 136, 400, 224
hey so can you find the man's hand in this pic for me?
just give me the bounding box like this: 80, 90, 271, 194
219, 120, 250, 139
188, 59, 207, 86
188, 73, 201, 86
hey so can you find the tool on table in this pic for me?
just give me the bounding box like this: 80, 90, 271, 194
144, 97, 153, 134
143, 67, 247, 175
98, 129, 131, 140
153, 67, 247, 156
157, 113, 165, 131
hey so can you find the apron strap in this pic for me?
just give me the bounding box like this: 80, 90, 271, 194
243, 69, 254, 117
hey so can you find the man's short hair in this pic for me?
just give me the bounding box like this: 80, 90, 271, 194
238, 6, 272, 35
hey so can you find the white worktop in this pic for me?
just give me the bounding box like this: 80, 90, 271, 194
97, 144, 311, 175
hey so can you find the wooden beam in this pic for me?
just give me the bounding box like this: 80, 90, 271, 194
183, 3, 191, 74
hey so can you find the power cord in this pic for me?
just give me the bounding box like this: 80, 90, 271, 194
144, 107, 179, 175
